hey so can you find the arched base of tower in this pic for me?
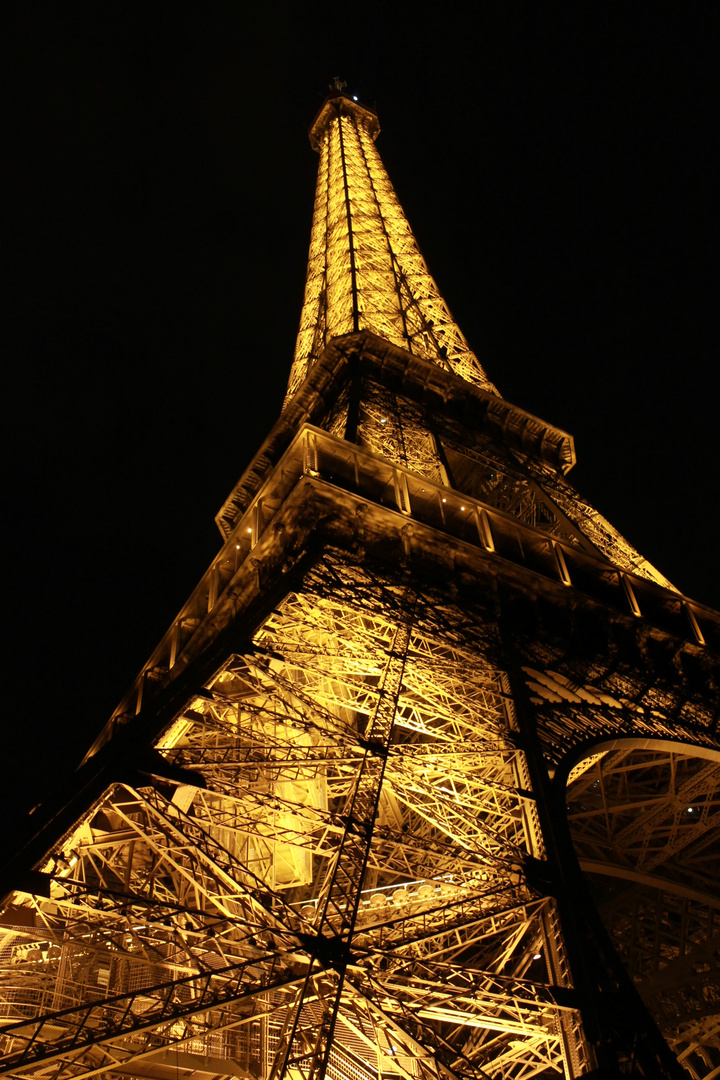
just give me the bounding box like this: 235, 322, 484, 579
564, 740, 720, 1079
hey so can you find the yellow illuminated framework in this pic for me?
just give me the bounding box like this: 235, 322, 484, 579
287, 96, 498, 406
1, 89, 718, 1080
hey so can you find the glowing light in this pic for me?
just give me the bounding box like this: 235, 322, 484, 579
284, 99, 498, 407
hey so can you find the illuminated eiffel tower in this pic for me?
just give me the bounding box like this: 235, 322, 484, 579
1, 85, 719, 1080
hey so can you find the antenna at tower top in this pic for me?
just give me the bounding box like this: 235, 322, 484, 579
329, 76, 347, 92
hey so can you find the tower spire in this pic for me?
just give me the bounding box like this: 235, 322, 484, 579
285, 91, 498, 406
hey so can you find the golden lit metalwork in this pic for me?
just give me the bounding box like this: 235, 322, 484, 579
286, 96, 498, 407
1, 89, 719, 1080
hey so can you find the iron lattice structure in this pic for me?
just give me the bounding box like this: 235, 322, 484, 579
1, 91, 719, 1080
286, 96, 498, 406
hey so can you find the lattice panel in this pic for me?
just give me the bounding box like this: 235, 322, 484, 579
286, 98, 497, 406
567, 747, 720, 1079
522, 456, 674, 588
0, 554, 592, 1080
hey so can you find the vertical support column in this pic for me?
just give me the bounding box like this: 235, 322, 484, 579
250, 500, 263, 548
303, 431, 319, 477
540, 905, 588, 1080
684, 602, 706, 645
474, 506, 495, 552
393, 468, 411, 515
552, 541, 572, 587
135, 676, 144, 716
429, 432, 452, 487
269, 585, 417, 1080
207, 566, 219, 613
500, 662, 595, 1078
336, 107, 360, 334
169, 622, 180, 669
621, 574, 642, 617
344, 351, 362, 444
500, 614, 685, 1079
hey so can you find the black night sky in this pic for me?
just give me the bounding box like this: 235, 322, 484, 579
4, 7, 718, 828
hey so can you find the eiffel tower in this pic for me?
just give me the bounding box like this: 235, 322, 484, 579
1, 85, 719, 1080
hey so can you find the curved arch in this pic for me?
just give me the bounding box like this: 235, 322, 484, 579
561, 736, 720, 1079
576, 861, 720, 910
556, 733, 720, 792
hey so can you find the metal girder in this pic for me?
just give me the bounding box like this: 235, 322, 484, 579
567, 745, 720, 1078
287, 95, 498, 406
1, 555, 595, 1080
3, 88, 719, 1080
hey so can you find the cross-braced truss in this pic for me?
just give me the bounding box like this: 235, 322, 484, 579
0, 555, 591, 1080
567, 746, 720, 1079
285, 95, 498, 406
3, 88, 718, 1080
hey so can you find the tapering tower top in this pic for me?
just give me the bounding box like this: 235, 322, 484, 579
284, 90, 499, 407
